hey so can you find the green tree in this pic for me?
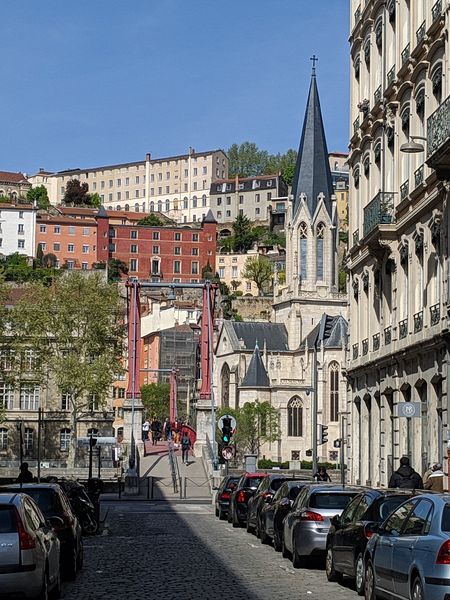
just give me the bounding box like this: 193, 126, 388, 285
232, 214, 255, 252
242, 255, 273, 296
27, 185, 50, 210
108, 259, 129, 282
36, 244, 44, 267
265, 149, 297, 186
202, 261, 214, 280
88, 192, 102, 208
227, 142, 269, 177
12, 272, 125, 465
137, 214, 164, 226
62, 179, 90, 207
141, 383, 170, 419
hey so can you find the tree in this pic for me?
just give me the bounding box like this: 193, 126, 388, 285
202, 261, 214, 280
265, 149, 298, 186
62, 179, 90, 207
88, 192, 101, 208
137, 214, 164, 226
141, 383, 170, 419
36, 244, 44, 267
12, 272, 125, 466
242, 255, 273, 296
27, 185, 50, 210
108, 259, 129, 282
230, 280, 241, 291
227, 142, 269, 177
232, 214, 255, 252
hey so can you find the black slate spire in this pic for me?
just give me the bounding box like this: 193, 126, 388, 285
292, 69, 334, 217
240, 343, 270, 389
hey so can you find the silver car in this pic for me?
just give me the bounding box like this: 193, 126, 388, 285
365, 493, 450, 600
0, 492, 61, 599
282, 484, 360, 567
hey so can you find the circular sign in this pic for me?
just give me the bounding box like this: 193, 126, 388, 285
403, 403, 416, 417
217, 414, 237, 431
222, 446, 235, 460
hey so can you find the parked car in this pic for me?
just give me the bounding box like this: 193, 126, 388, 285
364, 493, 450, 600
228, 473, 266, 528
259, 480, 311, 548
0, 483, 83, 580
215, 475, 240, 520
282, 484, 360, 567
0, 492, 61, 599
325, 489, 416, 595
246, 474, 290, 536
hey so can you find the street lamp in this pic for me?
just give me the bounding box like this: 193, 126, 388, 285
400, 135, 427, 154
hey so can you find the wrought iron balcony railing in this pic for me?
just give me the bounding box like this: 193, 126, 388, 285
416, 21, 426, 45
353, 343, 359, 360
432, 0, 442, 22
414, 165, 424, 188
353, 229, 360, 246
362, 338, 369, 356
353, 116, 360, 133
400, 180, 409, 201
354, 5, 361, 25
384, 326, 392, 345
427, 95, 450, 159
399, 318, 408, 339
414, 310, 423, 333
373, 333, 380, 351
430, 303, 440, 326
401, 43, 410, 65
374, 85, 382, 105
387, 65, 396, 87
363, 192, 395, 237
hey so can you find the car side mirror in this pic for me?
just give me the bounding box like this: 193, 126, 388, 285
48, 516, 64, 529
331, 514, 341, 528
365, 522, 381, 536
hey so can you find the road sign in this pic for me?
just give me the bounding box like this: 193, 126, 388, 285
222, 446, 235, 460
396, 402, 422, 418
217, 414, 237, 431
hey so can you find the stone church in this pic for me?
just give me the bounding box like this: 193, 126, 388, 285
214, 70, 348, 463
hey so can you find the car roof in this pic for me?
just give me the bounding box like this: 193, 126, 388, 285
308, 485, 362, 493
0, 483, 61, 491
0, 492, 19, 504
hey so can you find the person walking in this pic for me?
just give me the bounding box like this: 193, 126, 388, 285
151, 418, 161, 446
388, 456, 423, 489
314, 466, 331, 482
181, 431, 191, 465
17, 462, 33, 484
424, 463, 444, 492
142, 419, 150, 442
163, 418, 172, 441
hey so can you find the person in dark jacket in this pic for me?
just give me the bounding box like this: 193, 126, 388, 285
17, 462, 33, 484
314, 466, 332, 482
388, 456, 423, 489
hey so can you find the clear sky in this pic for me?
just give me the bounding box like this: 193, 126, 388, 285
1, 0, 350, 174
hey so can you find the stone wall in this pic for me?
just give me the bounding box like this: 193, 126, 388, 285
232, 297, 273, 321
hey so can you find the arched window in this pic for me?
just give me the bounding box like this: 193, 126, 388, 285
202, 194, 207, 207
192, 196, 197, 208
124, 204, 130, 211
183, 197, 188, 209
221, 363, 230, 408
157, 201, 162, 212
316, 222, 325, 281
0, 427, 8, 450
329, 362, 339, 422
165, 200, 170, 212
288, 396, 303, 437
116, 205, 121, 211
134, 203, 140, 212
150, 201, 155, 212
299, 222, 307, 280
60, 428, 71, 451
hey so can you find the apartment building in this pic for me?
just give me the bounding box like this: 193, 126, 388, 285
29, 148, 228, 224
0, 202, 37, 258
347, 0, 449, 486
329, 152, 349, 232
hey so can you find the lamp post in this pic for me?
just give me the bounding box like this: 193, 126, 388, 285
400, 135, 427, 154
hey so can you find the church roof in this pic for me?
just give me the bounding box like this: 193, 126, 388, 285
299, 314, 347, 350
292, 72, 334, 218
223, 321, 289, 352
240, 344, 270, 388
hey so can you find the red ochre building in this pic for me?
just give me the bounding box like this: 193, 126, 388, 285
35, 206, 217, 281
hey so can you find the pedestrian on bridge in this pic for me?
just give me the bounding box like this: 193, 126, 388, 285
181, 431, 191, 465
151, 418, 161, 445
163, 418, 172, 441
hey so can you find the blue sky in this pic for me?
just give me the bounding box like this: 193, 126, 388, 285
1, 0, 350, 174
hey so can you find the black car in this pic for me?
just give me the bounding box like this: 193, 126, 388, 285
259, 480, 311, 547
246, 474, 290, 536
325, 489, 416, 595
215, 475, 239, 520
228, 472, 266, 528
1, 483, 83, 579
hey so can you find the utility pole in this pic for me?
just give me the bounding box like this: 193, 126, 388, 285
312, 345, 319, 476
37, 408, 43, 483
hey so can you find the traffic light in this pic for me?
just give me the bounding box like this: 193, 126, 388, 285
318, 424, 328, 445
221, 417, 233, 444
333, 439, 341, 448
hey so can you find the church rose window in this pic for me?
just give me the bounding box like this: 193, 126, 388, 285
299, 222, 308, 281
288, 396, 303, 437
329, 362, 339, 422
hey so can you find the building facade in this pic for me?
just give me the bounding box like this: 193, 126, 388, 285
0, 202, 37, 258
0, 171, 32, 200
347, 0, 449, 486
29, 148, 228, 224
329, 153, 350, 232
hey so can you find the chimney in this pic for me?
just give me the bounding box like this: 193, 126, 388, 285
39, 168, 44, 173
146, 153, 151, 161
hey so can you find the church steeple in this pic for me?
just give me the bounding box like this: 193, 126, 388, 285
292, 63, 334, 218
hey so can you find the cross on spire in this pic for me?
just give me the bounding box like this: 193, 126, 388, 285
310, 54, 318, 75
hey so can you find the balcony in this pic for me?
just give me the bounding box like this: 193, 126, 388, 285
399, 318, 408, 339
432, 0, 442, 22
427, 95, 450, 179
353, 229, 360, 246
414, 310, 423, 333
401, 43, 410, 66
353, 117, 360, 134
387, 65, 396, 87
373, 333, 380, 352
384, 326, 392, 345
363, 192, 395, 237
400, 180, 409, 201
416, 21, 426, 45
353, 343, 359, 360
430, 303, 440, 326
362, 339, 369, 356
374, 85, 382, 105
414, 165, 424, 188
354, 5, 361, 26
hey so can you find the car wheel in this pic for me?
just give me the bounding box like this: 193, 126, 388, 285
49, 568, 61, 600
326, 545, 343, 583
246, 516, 254, 534
227, 507, 233, 523
355, 552, 365, 596
411, 577, 424, 600
273, 529, 282, 552
281, 533, 290, 558
292, 544, 306, 569
77, 539, 84, 570
64, 546, 77, 581
218, 508, 226, 521
365, 560, 377, 600
215, 506, 219, 517
232, 509, 241, 528
260, 518, 269, 545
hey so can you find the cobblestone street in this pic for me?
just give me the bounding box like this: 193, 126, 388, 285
62, 501, 359, 600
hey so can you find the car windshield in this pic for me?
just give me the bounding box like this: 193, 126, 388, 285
244, 477, 263, 489
309, 493, 356, 510
442, 505, 450, 531
378, 496, 411, 521
0, 506, 16, 534
13, 489, 60, 516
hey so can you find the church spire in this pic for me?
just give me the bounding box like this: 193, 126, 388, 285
292, 62, 334, 218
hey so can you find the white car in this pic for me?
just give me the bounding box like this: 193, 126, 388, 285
0, 492, 61, 599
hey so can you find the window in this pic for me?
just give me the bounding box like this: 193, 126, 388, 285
217, 197, 222, 206
131, 245, 137, 253
232, 266, 238, 278
192, 233, 199, 241
125, 177, 129, 186
192, 248, 199, 256
152, 232, 160, 240
61, 391, 71, 410
202, 195, 207, 207
117, 178, 121, 187
54, 225, 61, 234
117, 192, 121, 201
175, 232, 181, 241
0, 428, 8, 450
316, 222, 325, 281
256, 208, 260, 216
256, 193, 260, 202
226, 211, 231, 218
191, 262, 199, 275
135, 176, 140, 184
20, 384, 40, 410
69, 226, 75, 235
18, 224, 24, 234
22, 349, 38, 371
383, 501, 416, 536
175, 247, 181, 255
60, 429, 71, 452
39, 224, 46, 233
402, 500, 434, 536
193, 196, 197, 208
130, 230, 138, 239
101, 181, 105, 189
39, 242, 46, 251
329, 362, 339, 422
88, 394, 99, 411
68, 244, 74, 252
174, 260, 181, 274
239, 195, 244, 204
152, 246, 159, 254
226, 196, 231, 205
267, 192, 272, 201
288, 396, 303, 437
18, 240, 25, 249
0, 382, 14, 409
130, 259, 138, 272
151, 259, 160, 275
24, 428, 33, 453
82, 245, 89, 254
246, 282, 252, 291
67, 260, 74, 270
219, 267, 225, 278
193, 168, 198, 176
299, 221, 308, 280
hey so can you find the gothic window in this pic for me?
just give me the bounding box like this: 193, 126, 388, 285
299, 222, 308, 280
316, 222, 325, 281
329, 362, 339, 422
221, 363, 230, 408
288, 396, 303, 437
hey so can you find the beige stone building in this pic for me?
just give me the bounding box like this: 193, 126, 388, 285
329, 153, 350, 232
347, 0, 449, 486
29, 148, 228, 224
0, 171, 32, 200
